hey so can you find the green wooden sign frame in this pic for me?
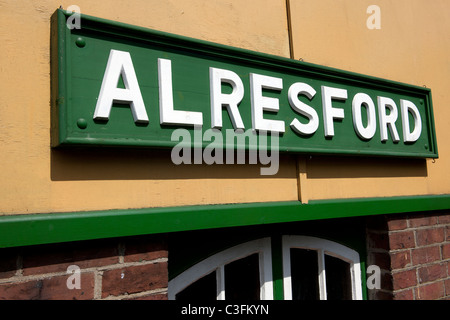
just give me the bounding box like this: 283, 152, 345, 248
51, 9, 438, 158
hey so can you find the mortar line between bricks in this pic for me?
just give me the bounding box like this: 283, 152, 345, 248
393, 276, 450, 292
388, 224, 449, 233
0, 257, 168, 285
390, 257, 450, 273
94, 270, 103, 300
416, 276, 450, 287
99, 287, 168, 300
389, 241, 450, 253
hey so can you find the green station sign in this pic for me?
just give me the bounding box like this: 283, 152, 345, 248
51, 9, 438, 158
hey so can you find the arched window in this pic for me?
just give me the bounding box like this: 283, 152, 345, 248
282, 235, 363, 300
169, 236, 363, 300
168, 238, 273, 300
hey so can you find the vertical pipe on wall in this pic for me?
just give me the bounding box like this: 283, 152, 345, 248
285, 0, 295, 59
287, 0, 309, 204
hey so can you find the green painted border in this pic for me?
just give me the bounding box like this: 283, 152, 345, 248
0, 195, 448, 248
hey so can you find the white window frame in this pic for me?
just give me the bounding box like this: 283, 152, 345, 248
168, 237, 273, 300
282, 235, 363, 300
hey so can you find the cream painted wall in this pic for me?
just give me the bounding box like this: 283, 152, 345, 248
0, 0, 448, 215
289, 0, 450, 201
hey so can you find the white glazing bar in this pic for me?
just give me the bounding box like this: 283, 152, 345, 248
259, 245, 274, 300
351, 262, 363, 300
216, 266, 225, 300
318, 249, 327, 300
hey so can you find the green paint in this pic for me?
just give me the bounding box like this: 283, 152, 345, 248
271, 235, 284, 300
51, 9, 438, 158
1, 194, 449, 248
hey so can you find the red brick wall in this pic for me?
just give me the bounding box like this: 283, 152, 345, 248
0, 235, 168, 300
1, 212, 448, 300
367, 211, 450, 300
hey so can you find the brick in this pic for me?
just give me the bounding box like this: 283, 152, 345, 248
437, 214, 450, 224
22, 240, 119, 275
101, 262, 168, 298
418, 263, 447, 284
416, 227, 445, 246
123, 236, 168, 263
416, 281, 445, 300
387, 218, 408, 231
445, 279, 450, 297
393, 289, 414, 300
389, 231, 415, 250
0, 272, 95, 300
392, 269, 417, 290
125, 293, 168, 300
0, 281, 40, 300
411, 246, 440, 265
446, 225, 450, 242
409, 215, 438, 228
442, 243, 450, 260
390, 250, 411, 270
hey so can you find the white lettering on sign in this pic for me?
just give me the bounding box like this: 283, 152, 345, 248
400, 99, 422, 143
250, 73, 285, 134
352, 93, 377, 140
94, 49, 149, 123
288, 82, 319, 136
209, 67, 245, 130
94, 49, 423, 144
322, 86, 347, 137
378, 96, 400, 142
158, 58, 203, 126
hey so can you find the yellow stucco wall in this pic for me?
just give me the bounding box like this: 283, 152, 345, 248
289, 0, 450, 201
0, 0, 297, 215
0, 0, 448, 215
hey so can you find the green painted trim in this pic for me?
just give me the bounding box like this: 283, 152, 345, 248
0, 195, 449, 248
271, 236, 284, 300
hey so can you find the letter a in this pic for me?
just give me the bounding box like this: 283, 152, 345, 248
66, 5, 81, 30
366, 265, 381, 290
66, 265, 81, 290
94, 49, 149, 123
366, 5, 381, 30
